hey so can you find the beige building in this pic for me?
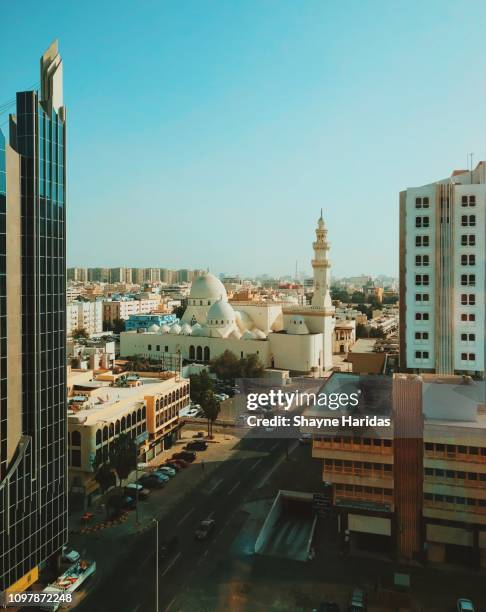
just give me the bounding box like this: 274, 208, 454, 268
311, 373, 486, 567
67, 300, 103, 337
103, 297, 161, 324
333, 320, 356, 354
67, 369, 189, 507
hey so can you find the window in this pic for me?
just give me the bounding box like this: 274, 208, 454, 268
461, 294, 475, 305
415, 255, 430, 266
460, 313, 476, 322
461, 254, 476, 266
71, 449, 81, 467
415, 293, 429, 303
461, 195, 476, 207
461, 234, 476, 246
415, 197, 429, 209
156, 344, 160, 352
415, 312, 429, 321
461, 274, 475, 286
415, 235, 430, 247
415, 351, 429, 359
461, 333, 476, 342
415, 331, 429, 340
147, 344, 152, 351
71, 430, 81, 446
461, 353, 476, 361
461, 214, 476, 227
415, 216, 430, 228
415, 274, 430, 286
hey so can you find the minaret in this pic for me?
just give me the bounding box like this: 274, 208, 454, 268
311, 209, 332, 308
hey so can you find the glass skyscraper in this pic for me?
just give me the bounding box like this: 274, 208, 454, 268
0, 41, 67, 593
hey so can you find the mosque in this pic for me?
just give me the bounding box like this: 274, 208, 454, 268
120, 214, 336, 374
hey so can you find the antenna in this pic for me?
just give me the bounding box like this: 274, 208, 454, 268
469, 152, 474, 173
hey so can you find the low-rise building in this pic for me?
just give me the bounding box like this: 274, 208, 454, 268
67, 369, 189, 507
103, 297, 161, 324
125, 313, 177, 331
67, 300, 103, 337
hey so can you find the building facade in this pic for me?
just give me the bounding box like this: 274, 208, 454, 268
0, 42, 68, 592
399, 165, 486, 376
67, 300, 103, 337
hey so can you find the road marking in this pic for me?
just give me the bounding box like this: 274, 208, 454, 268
208, 478, 223, 494
250, 458, 263, 471
165, 597, 176, 612
269, 442, 279, 452
257, 444, 297, 489
176, 507, 194, 527
161, 551, 181, 576
228, 481, 240, 495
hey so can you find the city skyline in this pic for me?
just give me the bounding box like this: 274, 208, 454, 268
2, 2, 486, 276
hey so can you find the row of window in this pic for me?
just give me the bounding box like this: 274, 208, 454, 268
415, 197, 429, 209
460, 294, 476, 305
335, 483, 393, 498
424, 442, 486, 459
324, 458, 392, 476
315, 436, 392, 449
425, 467, 486, 483
93, 407, 146, 445
415, 215, 477, 228
155, 385, 189, 410
415, 255, 429, 266
155, 404, 179, 428
461, 353, 476, 361
424, 493, 486, 511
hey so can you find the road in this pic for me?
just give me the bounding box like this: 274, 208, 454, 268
76, 434, 294, 612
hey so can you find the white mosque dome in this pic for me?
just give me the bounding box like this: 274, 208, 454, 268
207, 298, 235, 326
160, 324, 170, 333
147, 324, 160, 333
169, 323, 182, 335
229, 329, 242, 339
241, 330, 255, 340
253, 328, 267, 339
192, 324, 210, 337
234, 310, 253, 331
189, 273, 227, 301
287, 315, 309, 335
180, 323, 192, 335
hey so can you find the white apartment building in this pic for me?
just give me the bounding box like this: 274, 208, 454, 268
67, 300, 103, 337
400, 162, 485, 376
103, 297, 161, 324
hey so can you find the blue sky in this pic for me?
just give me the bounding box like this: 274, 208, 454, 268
1, 1, 486, 277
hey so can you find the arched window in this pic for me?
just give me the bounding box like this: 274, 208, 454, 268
71, 430, 81, 446
204, 346, 210, 362
196, 346, 203, 361
103, 426, 108, 442
189, 345, 195, 360
142, 406, 146, 419
127, 413, 132, 428
155, 399, 160, 412
137, 408, 142, 422
176, 389, 180, 400
109, 423, 114, 438
115, 420, 120, 434
121, 416, 126, 431
96, 429, 101, 445
132, 411, 137, 425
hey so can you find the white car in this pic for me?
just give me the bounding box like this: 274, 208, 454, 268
457, 599, 475, 612
157, 466, 176, 478
61, 545, 80, 563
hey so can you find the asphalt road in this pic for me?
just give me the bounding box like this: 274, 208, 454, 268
76, 435, 293, 612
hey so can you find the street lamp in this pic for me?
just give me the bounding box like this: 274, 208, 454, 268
153, 518, 159, 612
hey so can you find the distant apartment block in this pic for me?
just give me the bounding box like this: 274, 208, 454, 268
103, 297, 161, 324
399, 164, 485, 376
67, 300, 103, 337
67, 267, 88, 282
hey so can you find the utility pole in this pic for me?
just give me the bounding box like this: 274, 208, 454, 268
153, 518, 159, 612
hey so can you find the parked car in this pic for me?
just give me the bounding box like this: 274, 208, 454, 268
457, 600, 475, 612
151, 470, 170, 482
172, 458, 190, 468
156, 466, 176, 478
125, 483, 150, 500
349, 588, 366, 611
61, 546, 80, 563
195, 518, 216, 540
172, 451, 196, 462
164, 461, 181, 471
193, 431, 205, 438
185, 440, 208, 451
138, 474, 166, 489
159, 536, 179, 560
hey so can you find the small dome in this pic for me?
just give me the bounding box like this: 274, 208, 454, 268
192, 324, 209, 337
180, 323, 192, 335
169, 323, 182, 335
241, 330, 255, 340
288, 315, 309, 335
234, 310, 253, 331
230, 329, 242, 339
207, 298, 235, 326
189, 273, 228, 301
147, 324, 160, 333
253, 328, 267, 339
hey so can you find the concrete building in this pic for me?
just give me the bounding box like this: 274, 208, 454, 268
88, 267, 111, 283
67, 369, 189, 507
333, 320, 356, 354
67, 267, 88, 282
400, 164, 486, 376
103, 297, 161, 325
120, 214, 336, 374
311, 373, 486, 566
67, 300, 103, 337
125, 313, 177, 332
0, 42, 68, 593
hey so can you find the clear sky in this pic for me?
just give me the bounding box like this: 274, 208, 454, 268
2, 1, 486, 277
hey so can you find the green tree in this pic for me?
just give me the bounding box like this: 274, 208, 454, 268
200, 389, 220, 438
72, 327, 89, 340
239, 353, 265, 379
351, 291, 365, 304
209, 350, 240, 382
109, 433, 137, 487
112, 318, 126, 334
93, 461, 116, 494
356, 323, 370, 339
189, 370, 214, 404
